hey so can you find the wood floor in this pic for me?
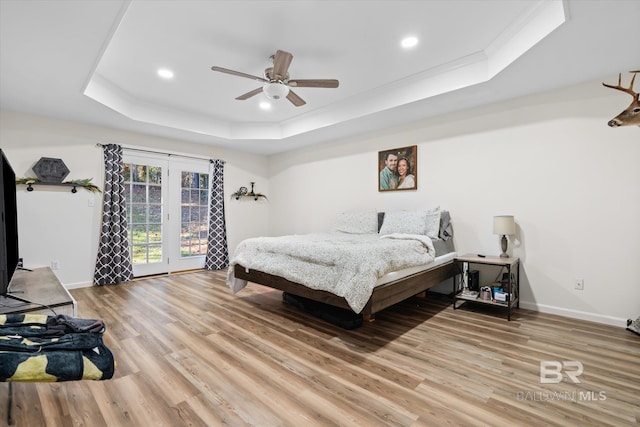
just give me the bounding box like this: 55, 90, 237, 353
2, 270, 639, 426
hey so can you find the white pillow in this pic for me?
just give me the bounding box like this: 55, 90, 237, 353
335, 210, 378, 234
379, 211, 428, 235
424, 209, 441, 239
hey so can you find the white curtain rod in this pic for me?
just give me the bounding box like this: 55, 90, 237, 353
96, 143, 219, 163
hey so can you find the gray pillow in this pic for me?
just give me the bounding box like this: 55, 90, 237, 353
439, 210, 453, 240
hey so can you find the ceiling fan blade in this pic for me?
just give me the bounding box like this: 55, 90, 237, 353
286, 90, 306, 107
288, 79, 339, 88
211, 66, 268, 83
272, 50, 293, 79
235, 87, 263, 100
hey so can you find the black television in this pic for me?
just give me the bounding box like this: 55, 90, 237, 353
0, 148, 20, 296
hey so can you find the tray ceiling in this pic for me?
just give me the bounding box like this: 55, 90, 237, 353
1, 1, 638, 154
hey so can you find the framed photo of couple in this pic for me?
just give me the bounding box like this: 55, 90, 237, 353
378, 145, 417, 191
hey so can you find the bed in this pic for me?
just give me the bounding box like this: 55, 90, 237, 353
227, 209, 457, 321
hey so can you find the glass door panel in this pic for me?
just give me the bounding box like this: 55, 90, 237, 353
123, 155, 169, 277
170, 159, 210, 271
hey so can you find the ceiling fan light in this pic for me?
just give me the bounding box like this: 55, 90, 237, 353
263, 82, 289, 100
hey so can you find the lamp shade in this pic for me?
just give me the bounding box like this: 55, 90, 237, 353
263, 82, 289, 100
493, 215, 515, 235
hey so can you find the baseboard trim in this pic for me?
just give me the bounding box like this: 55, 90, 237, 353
63, 268, 206, 290
65, 281, 93, 290
519, 300, 627, 327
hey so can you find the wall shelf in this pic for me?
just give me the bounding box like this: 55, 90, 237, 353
23, 182, 81, 193
231, 182, 267, 201
16, 178, 101, 193
234, 194, 267, 201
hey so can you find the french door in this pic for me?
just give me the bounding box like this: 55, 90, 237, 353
169, 158, 210, 272
123, 153, 210, 277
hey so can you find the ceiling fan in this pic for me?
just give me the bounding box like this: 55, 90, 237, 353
211, 49, 339, 107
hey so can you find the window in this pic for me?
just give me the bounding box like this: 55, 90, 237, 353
123, 163, 164, 265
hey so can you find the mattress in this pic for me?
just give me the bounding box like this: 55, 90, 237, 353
375, 244, 457, 287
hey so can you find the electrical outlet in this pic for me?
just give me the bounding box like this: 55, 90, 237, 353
574, 279, 584, 290
51, 260, 60, 270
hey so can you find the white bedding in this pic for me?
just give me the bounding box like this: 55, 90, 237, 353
227, 232, 436, 313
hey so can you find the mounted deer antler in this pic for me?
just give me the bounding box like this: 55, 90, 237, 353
602, 71, 640, 127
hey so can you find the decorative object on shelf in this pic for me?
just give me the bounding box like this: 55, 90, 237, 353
493, 215, 515, 258
32, 157, 70, 183
479, 286, 492, 301
16, 177, 101, 193
66, 178, 101, 193
231, 182, 267, 201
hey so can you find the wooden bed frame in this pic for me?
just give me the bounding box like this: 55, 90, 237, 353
233, 260, 457, 321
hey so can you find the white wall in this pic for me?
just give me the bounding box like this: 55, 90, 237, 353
0, 111, 269, 287
266, 80, 640, 326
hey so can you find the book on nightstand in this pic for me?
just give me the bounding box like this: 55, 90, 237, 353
458, 290, 479, 300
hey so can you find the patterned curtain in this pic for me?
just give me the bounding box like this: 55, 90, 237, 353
93, 144, 133, 285
205, 159, 229, 270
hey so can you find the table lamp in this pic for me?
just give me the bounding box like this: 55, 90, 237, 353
493, 215, 515, 258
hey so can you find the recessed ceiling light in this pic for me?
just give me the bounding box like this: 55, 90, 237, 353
401, 36, 418, 49
259, 101, 271, 110
157, 68, 174, 79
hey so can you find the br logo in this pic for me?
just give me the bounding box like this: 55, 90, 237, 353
540, 361, 584, 384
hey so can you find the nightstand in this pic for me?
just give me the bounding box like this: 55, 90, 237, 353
453, 254, 520, 321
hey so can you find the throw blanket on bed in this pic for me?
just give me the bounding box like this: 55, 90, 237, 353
227, 232, 436, 313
